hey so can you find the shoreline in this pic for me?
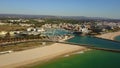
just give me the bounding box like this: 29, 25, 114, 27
0, 43, 87, 68
96, 31, 120, 40
20, 47, 90, 68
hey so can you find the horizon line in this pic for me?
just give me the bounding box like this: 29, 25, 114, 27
0, 13, 119, 20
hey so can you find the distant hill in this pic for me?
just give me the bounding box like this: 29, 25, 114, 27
0, 14, 120, 22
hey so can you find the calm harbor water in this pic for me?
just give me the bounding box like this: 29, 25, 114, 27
43, 29, 70, 36
115, 36, 120, 41
31, 30, 120, 68
67, 35, 120, 50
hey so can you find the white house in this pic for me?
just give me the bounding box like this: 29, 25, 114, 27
27, 27, 35, 32
37, 28, 45, 32
81, 28, 89, 34
0, 31, 7, 37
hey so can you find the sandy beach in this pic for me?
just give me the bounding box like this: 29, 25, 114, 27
96, 31, 120, 40
0, 43, 87, 68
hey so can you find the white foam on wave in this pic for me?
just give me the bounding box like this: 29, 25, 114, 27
64, 54, 70, 57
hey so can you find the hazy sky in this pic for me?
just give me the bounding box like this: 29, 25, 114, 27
0, 0, 120, 19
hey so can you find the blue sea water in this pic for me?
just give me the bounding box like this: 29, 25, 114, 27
32, 50, 120, 68
31, 31, 120, 68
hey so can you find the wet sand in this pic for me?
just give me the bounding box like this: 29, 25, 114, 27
0, 43, 87, 68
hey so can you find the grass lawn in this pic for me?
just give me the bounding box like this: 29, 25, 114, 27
0, 41, 54, 52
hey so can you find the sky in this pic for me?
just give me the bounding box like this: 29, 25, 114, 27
0, 0, 120, 19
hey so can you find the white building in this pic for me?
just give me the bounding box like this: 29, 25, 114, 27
27, 27, 35, 32
81, 28, 89, 34
0, 31, 7, 37
37, 28, 45, 32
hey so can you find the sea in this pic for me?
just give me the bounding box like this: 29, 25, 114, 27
30, 30, 120, 68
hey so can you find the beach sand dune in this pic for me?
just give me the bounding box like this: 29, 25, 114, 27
0, 43, 87, 68
96, 31, 120, 40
